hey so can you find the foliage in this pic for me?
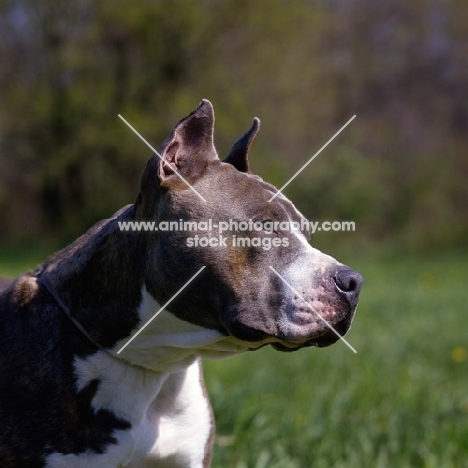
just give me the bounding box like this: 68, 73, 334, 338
0, 0, 467, 251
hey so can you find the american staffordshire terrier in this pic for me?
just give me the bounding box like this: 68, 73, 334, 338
0, 100, 362, 467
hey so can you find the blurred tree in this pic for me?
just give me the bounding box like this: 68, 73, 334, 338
0, 0, 467, 251
0, 0, 211, 237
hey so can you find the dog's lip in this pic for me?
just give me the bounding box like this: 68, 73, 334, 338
271, 331, 328, 351
271, 308, 356, 351
222, 303, 356, 351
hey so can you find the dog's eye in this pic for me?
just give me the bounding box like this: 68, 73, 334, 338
260, 219, 274, 232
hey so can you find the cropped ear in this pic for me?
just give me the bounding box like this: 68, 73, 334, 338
223, 117, 260, 173
158, 99, 219, 182
136, 100, 218, 217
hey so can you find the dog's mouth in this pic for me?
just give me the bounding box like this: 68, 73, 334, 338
221, 296, 358, 353
270, 307, 356, 352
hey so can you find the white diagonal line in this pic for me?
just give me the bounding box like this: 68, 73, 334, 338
268, 115, 356, 202
118, 114, 207, 203
268, 266, 357, 353
117, 266, 206, 354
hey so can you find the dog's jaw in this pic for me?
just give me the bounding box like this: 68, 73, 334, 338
112, 286, 265, 372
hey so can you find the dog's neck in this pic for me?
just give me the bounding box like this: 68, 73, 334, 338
38, 205, 256, 373
112, 288, 261, 373
40, 205, 146, 351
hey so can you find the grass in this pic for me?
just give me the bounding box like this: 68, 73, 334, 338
0, 244, 53, 278
204, 253, 468, 468
1, 247, 467, 467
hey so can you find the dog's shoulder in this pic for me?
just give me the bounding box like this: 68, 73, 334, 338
0, 273, 45, 339
0, 273, 130, 466
2, 273, 38, 307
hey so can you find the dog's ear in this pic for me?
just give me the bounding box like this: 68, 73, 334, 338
158, 99, 218, 183
135, 100, 217, 217
223, 118, 260, 173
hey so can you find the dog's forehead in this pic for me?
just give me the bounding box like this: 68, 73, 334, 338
156, 159, 306, 228
185, 162, 305, 221
229, 170, 305, 222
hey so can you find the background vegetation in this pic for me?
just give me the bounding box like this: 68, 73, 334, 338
0, 0, 467, 252
1, 1, 467, 467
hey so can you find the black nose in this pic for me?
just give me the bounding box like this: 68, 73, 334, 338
333, 267, 363, 308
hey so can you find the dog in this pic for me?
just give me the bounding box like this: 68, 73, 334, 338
0, 100, 362, 467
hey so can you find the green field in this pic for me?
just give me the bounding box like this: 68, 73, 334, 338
204, 253, 468, 468
1, 249, 467, 467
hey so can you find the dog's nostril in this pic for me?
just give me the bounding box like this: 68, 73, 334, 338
334, 268, 362, 292
333, 267, 363, 307
345, 278, 357, 292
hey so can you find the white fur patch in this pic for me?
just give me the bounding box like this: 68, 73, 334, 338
45, 352, 163, 467
112, 286, 266, 373
148, 360, 213, 467
73, 351, 165, 425
45, 423, 156, 468
46, 355, 211, 467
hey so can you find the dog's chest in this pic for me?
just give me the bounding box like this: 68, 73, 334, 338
45, 352, 211, 468
44, 351, 163, 467
45, 420, 157, 468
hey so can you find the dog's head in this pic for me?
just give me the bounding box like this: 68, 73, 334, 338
125, 100, 362, 361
